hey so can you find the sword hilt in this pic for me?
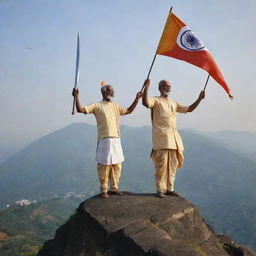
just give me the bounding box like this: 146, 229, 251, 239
72, 95, 76, 115
72, 88, 76, 115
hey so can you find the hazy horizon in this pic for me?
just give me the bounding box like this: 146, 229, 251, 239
1, 0, 256, 158
1, 121, 255, 164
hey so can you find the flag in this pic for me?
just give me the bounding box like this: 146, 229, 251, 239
156, 12, 233, 98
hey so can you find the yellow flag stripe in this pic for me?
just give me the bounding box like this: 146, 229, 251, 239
156, 13, 186, 54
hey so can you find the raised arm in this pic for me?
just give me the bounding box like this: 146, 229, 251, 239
187, 91, 205, 112
72, 88, 87, 114
125, 92, 142, 115
142, 79, 150, 108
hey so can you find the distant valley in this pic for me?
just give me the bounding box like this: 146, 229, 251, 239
0, 123, 256, 251
0, 196, 82, 256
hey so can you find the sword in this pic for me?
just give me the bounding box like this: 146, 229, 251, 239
72, 32, 80, 115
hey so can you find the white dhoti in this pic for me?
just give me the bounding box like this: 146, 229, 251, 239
96, 137, 124, 193
96, 137, 124, 165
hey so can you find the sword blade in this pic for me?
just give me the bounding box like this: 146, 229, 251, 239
74, 32, 80, 88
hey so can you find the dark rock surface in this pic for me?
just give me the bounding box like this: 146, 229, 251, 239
38, 193, 256, 256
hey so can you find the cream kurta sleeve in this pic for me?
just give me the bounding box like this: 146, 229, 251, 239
175, 101, 189, 113
116, 104, 127, 115
83, 103, 97, 114
148, 97, 157, 108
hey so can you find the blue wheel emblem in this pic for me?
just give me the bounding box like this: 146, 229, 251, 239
180, 30, 205, 51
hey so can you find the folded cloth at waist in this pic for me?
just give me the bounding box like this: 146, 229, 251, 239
96, 137, 124, 165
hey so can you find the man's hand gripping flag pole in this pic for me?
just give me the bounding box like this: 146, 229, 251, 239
72, 32, 80, 115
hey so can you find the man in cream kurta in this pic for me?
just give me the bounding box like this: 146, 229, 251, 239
142, 79, 205, 198
73, 85, 142, 199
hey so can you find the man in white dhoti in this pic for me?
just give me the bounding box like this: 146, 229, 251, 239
72, 85, 142, 199
142, 79, 205, 198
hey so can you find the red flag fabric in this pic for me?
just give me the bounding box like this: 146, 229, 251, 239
156, 12, 233, 98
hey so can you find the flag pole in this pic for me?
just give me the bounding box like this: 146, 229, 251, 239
140, 6, 173, 92
140, 53, 157, 92
72, 32, 80, 115
203, 74, 210, 91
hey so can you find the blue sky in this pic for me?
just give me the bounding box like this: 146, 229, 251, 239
0, 0, 256, 157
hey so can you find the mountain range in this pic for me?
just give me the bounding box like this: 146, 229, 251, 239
0, 123, 256, 250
